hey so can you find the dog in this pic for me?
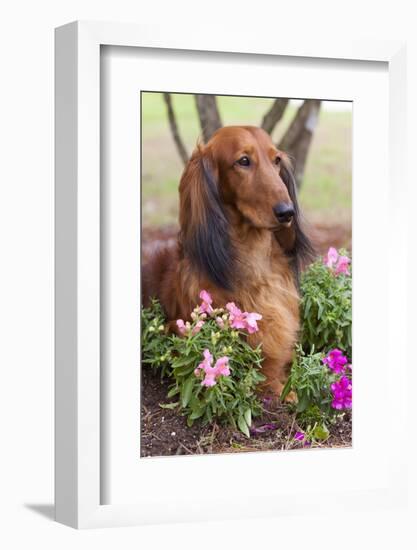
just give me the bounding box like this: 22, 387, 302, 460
142, 126, 314, 395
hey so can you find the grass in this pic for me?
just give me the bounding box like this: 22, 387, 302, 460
141, 92, 352, 227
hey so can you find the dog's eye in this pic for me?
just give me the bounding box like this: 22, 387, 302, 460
275, 156, 281, 166
237, 156, 250, 167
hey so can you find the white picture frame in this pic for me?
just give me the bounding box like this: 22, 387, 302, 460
55, 21, 407, 529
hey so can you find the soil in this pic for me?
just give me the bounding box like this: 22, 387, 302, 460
140, 221, 352, 458
141, 368, 352, 457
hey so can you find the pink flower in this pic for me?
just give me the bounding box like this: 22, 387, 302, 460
194, 349, 230, 387
335, 255, 350, 276
323, 247, 351, 276
323, 247, 339, 268
244, 312, 262, 334
323, 349, 348, 374
191, 320, 205, 335
176, 319, 187, 335
199, 290, 214, 315
226, 302, 262, 334
201, 373, 216, 387
226, 302, 247, 329
213, 356, 230, 377
330, 375, 352, 410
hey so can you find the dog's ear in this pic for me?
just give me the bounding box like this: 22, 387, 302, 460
179, 146, 234, 290
278, 154, 315, 283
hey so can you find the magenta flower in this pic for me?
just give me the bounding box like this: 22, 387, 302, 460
199, 290, 214, 315
323, 349, 348, 374
294, 431, 305, 441
330, 375, 352, 410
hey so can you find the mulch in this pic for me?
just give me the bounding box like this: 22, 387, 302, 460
140, 221, 352, 458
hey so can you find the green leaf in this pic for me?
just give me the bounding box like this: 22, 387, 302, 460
189, 408, 205, 420
159, 402, 178, 410
237, 415, 250, 438
181, 377, 194, 408
244, 408, 252, 427
313, 424, 330, 441
167, 385, 179, 398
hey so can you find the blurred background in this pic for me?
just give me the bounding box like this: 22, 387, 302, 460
141, 92, 352, 254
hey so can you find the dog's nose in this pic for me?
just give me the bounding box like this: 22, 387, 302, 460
273, 202, 295, 223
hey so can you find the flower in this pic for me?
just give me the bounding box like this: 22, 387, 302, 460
201, 373, 217, 387
176, 319, 187, 335
323, 247, 351, 276
215, 316, 225, 329
213, 356, 230, 377
335, 255, 350, 276
199, 290, 214, 315
226, 302, 247, 329
244, 312, 262, 334
323, 247, 339, 268
330, 375, 352, 410
323, 348, 348, 374
191, 320, 205, 335
226, 302, 262, 334
294, 431, 305, 441
194, 349, 230, 387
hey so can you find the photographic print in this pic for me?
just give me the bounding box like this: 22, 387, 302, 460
141, 92, 352, 457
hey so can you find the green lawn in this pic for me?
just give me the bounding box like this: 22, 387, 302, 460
141, 92, 352, 228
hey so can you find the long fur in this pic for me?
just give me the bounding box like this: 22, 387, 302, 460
178, 150, 235, 290
279, 157, 315, 286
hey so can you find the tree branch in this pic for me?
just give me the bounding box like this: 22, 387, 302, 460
278, 99, 321, 189
194, 95, 222, 142
261, 98, 289, 134
163, 93, 189, 165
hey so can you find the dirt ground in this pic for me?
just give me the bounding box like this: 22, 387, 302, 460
141, 367, 352, 458
140, 221, 352, 458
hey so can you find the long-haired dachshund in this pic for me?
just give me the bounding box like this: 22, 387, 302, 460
142, 126, 314, 396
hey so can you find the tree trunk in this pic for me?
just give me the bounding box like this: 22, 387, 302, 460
261, 98, 289, 134
163, 93, 189, 165
278, 99, 321, 189
194, 95, 222, 142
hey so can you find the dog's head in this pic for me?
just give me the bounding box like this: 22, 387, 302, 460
179, 126, 314, 290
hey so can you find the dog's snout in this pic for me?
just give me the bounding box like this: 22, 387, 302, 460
273, 202, 295, 223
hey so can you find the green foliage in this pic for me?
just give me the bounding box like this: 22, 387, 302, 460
141, 301, 265, 436
282, 346, 338, 436
282, 346, 332, 415
141, 298, 173, 378
300, 252, 352, 357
